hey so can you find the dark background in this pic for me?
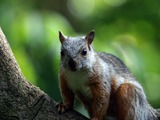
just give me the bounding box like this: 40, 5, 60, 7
0, 0, 160, 116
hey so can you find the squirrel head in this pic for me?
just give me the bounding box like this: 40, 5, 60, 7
59, 31, 95, 72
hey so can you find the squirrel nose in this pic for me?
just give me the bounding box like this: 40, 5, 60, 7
68, 58, 77, 71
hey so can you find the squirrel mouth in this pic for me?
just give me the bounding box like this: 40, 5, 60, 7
69, 67, 77, 72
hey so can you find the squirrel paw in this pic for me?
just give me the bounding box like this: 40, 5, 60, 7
55, 102, 72, 114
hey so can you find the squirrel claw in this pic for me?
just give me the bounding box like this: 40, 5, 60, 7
55, 102, 71, 114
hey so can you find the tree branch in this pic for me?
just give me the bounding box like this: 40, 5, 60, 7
0, 27, 89, 120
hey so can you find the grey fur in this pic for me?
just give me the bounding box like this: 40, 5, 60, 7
97, 52, 134, 79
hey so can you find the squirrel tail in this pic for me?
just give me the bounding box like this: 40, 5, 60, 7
115, 81, 160, 120
155, 108, 160, 120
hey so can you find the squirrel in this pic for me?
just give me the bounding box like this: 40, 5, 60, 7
56, 30, 160, 120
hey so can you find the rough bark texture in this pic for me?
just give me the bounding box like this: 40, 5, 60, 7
0, 28, 89, 120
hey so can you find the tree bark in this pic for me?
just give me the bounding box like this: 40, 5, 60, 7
0, 27, 89, 120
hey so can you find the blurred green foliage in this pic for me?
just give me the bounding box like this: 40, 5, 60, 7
0, 0, 160, 116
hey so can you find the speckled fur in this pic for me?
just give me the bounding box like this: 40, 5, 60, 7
58, 31, 159, 120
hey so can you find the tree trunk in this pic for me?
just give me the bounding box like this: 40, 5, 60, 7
0, 27, 89, 120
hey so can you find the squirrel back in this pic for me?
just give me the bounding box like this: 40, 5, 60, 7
97, 52, 134, 79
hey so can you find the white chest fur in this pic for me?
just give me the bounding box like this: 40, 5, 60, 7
65, 70, 92, 98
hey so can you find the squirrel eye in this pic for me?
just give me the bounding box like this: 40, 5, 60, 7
61, 49, 65, 57
81, 48, 87, 56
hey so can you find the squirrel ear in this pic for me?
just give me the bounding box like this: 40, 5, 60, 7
59, 31, 65, 44
85, 30, 95, 45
